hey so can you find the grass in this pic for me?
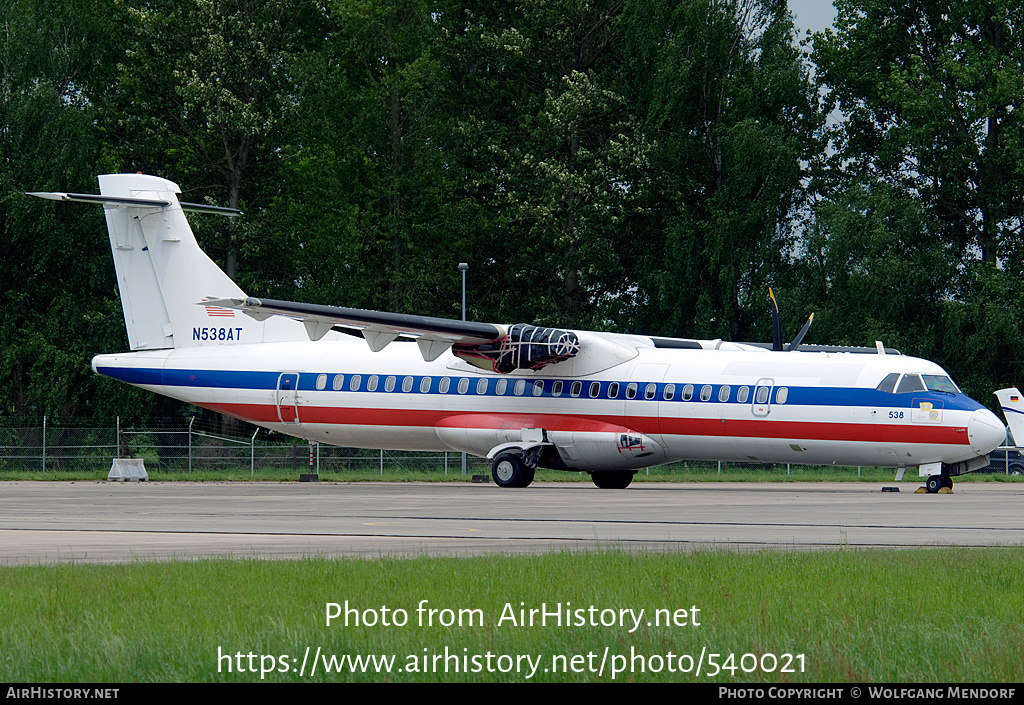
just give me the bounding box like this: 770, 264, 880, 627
1, 549, 1023, 682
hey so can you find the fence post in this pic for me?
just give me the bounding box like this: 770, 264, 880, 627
251, 427, 259, 476
380, 449, 384, 476
116, 416, 120, 459
41, 415, 46, 472
188, 416, 194, 474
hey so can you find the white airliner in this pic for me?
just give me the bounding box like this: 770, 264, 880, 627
29, 173, 1006, 491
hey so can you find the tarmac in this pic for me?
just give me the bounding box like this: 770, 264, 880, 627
1, 480, 1022, 564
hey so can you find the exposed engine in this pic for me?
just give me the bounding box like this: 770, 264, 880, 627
453, 323, 580, 373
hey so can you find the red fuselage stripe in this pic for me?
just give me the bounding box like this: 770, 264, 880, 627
202, 402, 969, 445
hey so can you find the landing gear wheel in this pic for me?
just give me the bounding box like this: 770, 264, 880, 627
591, 470, 636, 489
942, 475, 953, 490
925, 474, 947, 493
491, 453, 534, 488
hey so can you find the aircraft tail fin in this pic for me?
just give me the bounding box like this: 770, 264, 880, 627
994, 387, 1023, 446
32, 174, 308, 350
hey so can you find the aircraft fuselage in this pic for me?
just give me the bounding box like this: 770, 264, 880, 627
93, 338, 1003, 473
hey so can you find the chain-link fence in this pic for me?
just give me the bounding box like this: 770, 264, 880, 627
0, 416, 506, 476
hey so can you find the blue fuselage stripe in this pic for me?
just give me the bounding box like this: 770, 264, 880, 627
95, 366, 986, 413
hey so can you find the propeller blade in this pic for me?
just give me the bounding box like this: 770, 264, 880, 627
769, 289, 782, 351
786, 312, 815, 352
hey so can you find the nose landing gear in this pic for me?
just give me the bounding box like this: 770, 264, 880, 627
923, 474, 953, 493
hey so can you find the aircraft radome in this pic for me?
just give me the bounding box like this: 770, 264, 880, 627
28, 174, 1006, 492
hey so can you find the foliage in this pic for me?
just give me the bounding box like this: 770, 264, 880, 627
3, 0, 1024, 422
623, 0, 820, 340
808, 0, 1024, 396
814, 0, 1024, 267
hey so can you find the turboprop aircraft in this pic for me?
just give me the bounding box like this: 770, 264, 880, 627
28, 173, 1006, 491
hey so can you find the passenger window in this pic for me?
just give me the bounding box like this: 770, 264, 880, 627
552, 381, 563, 397
626, 383, 638, 400
458, 378, 470, 394
645, 383, 657, 400
367, 375, 379, 392
589, 381, 601, 398
682, 384, 693, 401
316, 374, 327, 390
663, 384, 675, 401
477, 378, 488, 395
876, 373, 900, 394
332, 374, 344, 391
402, 376, 413, 393
718, 385, 730, 402
570, 381, 582, 397
350, 375, 361, 391
534, 380, 545, 396
496, 378, 507, 395
755, 386, 770, 404
608, 382, 619, 398
439, 377, 451, 393
896, 374, 925, 394
420, 377, 431, 393
385, 376, 396, 392
776, 387, 788, 404
737, 386, 749, 403
700, 385, 712, 401
514, 379, 526, 396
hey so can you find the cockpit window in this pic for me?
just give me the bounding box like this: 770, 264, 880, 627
876, 373, 900, 394
922, 374, 958, 394
895, 374, 926, 394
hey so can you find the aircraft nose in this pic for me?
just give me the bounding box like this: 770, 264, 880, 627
968, 408, 1006, 455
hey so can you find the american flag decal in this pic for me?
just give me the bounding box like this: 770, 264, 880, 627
204, 304, 235, 317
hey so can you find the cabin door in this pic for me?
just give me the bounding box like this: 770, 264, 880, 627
751, 378, 774, 417
277, 372, 301, 424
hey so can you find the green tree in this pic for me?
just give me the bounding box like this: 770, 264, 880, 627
814, 0, 1024, 267
621, 0, 819, 341
99, 0, 324, 278
245, 0, 467, 317
0, 0, 159, 421
436, 0, 656, 328
811, 0, 1024, 399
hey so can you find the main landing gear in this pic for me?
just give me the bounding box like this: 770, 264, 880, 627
490, 451, 637, 489
491, 452, 536, 488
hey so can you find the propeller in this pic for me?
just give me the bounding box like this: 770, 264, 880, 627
768, 289, 814, 352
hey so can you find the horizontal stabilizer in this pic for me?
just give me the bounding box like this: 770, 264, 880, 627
26, 191, 240, 216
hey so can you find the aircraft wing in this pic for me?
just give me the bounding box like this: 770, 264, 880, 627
202, 296, 505, 361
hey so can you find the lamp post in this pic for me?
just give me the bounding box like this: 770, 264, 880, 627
458, 263, 468, 475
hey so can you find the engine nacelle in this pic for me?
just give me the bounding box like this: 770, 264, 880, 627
435, 416, 665, 471
546, 429, 665, 471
